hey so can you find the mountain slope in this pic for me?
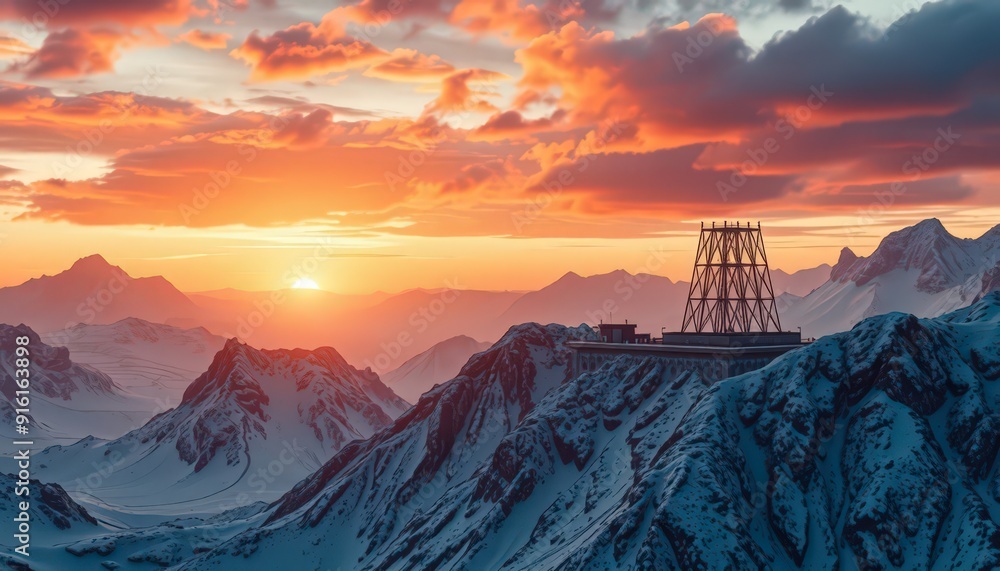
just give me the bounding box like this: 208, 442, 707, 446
0, 323, 160, 445
0, 255, 200, 333
0, 474, 99, 569
784, 219, 1000, 337
183, 295, 1000, 570
179, 322, 596, 569
39, 339, 409, 517
382, 335, 492, 402
40, 317, 226, 405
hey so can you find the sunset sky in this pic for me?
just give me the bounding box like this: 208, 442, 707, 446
1, 0, 998, 293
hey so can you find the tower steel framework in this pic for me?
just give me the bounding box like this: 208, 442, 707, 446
680, 221, 782, 334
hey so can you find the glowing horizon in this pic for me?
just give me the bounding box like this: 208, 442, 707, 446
1, 1, 998, 294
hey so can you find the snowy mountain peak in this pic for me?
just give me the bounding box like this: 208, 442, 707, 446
831, 218, 984, 292
180, 339, 407, 419
192, 322, 597, 566
879, 217, 955, 252
39, 339, 410, 512
979, 222, 1000, 239
977, 223, 1000, 253
0, 323, 129, 447
911, 216, 947, 232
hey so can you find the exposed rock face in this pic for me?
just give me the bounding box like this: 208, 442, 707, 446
0, 475, 98, 532
830, 246, 860, 282
977, 262, 1000, 303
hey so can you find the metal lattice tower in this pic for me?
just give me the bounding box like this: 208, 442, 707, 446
681, 221, 782, 333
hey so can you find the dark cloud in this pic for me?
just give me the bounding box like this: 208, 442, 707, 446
527, 145, 801, 211
0, 0, 193, 27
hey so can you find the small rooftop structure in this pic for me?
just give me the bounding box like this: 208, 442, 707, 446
568, 221, 803, 382
597, 321, 651, 344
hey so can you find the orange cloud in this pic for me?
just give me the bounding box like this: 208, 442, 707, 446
425, 68, 506, 115
451, 0, 583, 42
515, 15, 752, 151
470, 110, 564, 142
231, 13, 387, 81
177, 29, 231, 50
0, 36, 33, 59
5, 1, 1000, 241
0, 82, 219, 155
438, 157, 522, 195
0, 0, 197, 77
15, 28, 132, 78
363, 48, 454, 82
346, 0, 588, 42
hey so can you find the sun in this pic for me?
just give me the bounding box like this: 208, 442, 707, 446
291, 277, 320, 290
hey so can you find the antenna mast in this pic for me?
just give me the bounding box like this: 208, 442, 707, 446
681, 221, 782, 333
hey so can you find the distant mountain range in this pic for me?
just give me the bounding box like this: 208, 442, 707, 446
11, 222, 992, 361
770, 263, 832, 296
0, 251, 830, 370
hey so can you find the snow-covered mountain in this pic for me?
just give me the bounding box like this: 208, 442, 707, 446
382, 334, 492, 402
0, 255, 200, 333
174, 294, 1000, 570
0, 474, 269, 571
39, 339, 410, 517
0, 324, 163, 446
783, 219, 1000, 337
0, 474, 99, 569
176, 322, 595, 570
41, 317, 225, 404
